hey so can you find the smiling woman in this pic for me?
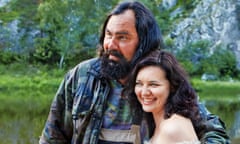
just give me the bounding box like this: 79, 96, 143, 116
122, 50, 229, 144
134, 65, 170, 114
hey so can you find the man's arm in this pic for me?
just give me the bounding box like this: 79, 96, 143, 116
198, 103, 231, 144
39, 72, 74, 144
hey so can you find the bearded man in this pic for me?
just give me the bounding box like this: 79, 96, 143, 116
40, 1, 230, 144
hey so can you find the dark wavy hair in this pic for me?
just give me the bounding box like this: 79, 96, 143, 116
98, 1, 164, 66
123, 50, 207, 139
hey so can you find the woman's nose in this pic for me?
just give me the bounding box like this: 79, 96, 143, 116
141, 87, 151, 96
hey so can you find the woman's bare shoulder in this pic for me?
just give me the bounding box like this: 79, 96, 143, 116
162, 114, 192, 131
160, 114, 198, 142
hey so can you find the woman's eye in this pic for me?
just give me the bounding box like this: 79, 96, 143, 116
150, 83, 159, 87
135, 82, 142, 86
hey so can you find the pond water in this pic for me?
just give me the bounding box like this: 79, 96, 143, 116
0, 100, 239, 144
204, 100, 240, 143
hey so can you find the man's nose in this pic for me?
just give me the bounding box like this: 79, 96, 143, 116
108, 38, 118, 50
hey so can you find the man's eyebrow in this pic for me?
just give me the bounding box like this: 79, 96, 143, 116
105, 29, 129, 35
116, 31, 129, 35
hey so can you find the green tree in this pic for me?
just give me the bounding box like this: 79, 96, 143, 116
0, 0, 39, 63
201, 45, 237, 79
35, 0, 120, 68
176, 40, 210, 75
34, 0, 66, 64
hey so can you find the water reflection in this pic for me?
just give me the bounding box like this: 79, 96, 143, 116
204, 100, 240, 143
230, 110, 240, 142
0, 100, 239, 143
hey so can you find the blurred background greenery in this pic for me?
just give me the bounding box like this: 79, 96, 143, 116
0, 0, 240, 143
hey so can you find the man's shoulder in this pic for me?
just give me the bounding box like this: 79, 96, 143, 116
76, 57, 100, 69
67, 58, 100, 78
76, 57, 100, 70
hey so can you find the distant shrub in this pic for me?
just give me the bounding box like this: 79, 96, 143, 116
176, 41, 238, 80
0, 51, 21, 64
176, 40, 210, 75
201, 46, 237, 79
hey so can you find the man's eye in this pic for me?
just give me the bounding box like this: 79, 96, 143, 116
119, 36, 127, 40
105, 34, 112, 39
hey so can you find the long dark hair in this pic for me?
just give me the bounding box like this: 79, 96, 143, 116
98, 1, 164, 66
123, 50, 207, 139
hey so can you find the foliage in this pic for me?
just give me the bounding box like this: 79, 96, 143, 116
176, 41, 238, 79
34, 0, 67, 64
0, 25, 11, 49
176, 40, 210, 75
0, 0, 39, 63
7, 0, 39, 41
0, 64, 64, 144
0, 0, 239, 80
155, 0, 198, 35
191, 78, 240, 101
1, 0, 174, 67
0, 51, 22, 64
35, 0, 119, 67
0, 0, 195, 62
201, 45, 238, 79
0, 10, 19, 23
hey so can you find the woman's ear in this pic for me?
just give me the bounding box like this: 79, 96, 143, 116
170, 85, 175, 93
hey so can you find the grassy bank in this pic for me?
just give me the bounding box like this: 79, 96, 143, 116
191, 78, 240, 135
0, 64, 65, 117
0, 64, 240, 143
192, 78, 240, 101
0, 64, 66, 143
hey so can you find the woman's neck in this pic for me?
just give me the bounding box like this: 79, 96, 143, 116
149, 111, 165, 144
152, 111, 165, 128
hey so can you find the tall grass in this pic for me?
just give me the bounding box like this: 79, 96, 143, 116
0, 67, 65, 117
0, 63, 66, 143
192, 78, 240, 101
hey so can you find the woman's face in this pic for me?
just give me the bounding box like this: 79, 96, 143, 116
134, 66, 170, 115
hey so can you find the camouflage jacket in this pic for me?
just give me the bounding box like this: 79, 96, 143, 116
39, 58, 230, 144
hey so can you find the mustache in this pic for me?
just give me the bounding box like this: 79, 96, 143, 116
105, 50, 124, 59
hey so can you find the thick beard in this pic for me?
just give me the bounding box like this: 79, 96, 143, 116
100, 50, 131, 80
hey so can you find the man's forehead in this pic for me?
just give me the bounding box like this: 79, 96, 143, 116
107, 10, 135, 26
105, 11, 137, 35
